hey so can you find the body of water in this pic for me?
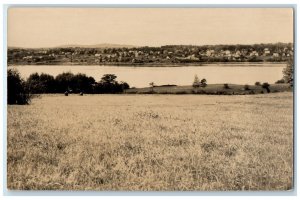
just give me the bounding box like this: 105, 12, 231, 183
9, 63, 286, 88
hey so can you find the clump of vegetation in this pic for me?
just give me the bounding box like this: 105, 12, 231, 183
193, 76, 207, 92
149, 82, 155, 93
27, 72, 56, 93
7, 69, 33, 105
192, 75, 200, 93
94, 74, 129, 94
192, 75, 200, 88
24, 72, 130, 94
200, 79, 207, 87
275, 79, 285, 84
283, 57, 293, 86
255, 82, 261, 86
55, 72, 96, 93
262, 82, 270, 93
223, 83, 230, 89
244, 84, 250, 90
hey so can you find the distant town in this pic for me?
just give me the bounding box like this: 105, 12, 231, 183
8, 43, 293, 65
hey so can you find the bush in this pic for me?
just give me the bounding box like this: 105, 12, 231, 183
223, 84, 230, 89
7, 69, 32, 104
262, 82, 270, 93
255, 82, 261, 86
244, 84, 250, 90
200, 79, 207, 87
283, 57, 293, 86
192, 75, 200, 88
275, 79, 285, 84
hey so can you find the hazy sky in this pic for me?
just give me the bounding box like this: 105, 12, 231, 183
8, 8, 294, 48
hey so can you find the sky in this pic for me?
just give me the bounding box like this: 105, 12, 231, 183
7, 8, 294, 48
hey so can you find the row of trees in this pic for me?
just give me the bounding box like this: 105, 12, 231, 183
7, 69, 130, 104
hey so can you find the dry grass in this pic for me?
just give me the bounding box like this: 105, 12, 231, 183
7, 92, 293, 191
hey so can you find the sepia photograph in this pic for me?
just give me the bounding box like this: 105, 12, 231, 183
6, 6, 294, 191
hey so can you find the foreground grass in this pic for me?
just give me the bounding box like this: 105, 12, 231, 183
7, 92, 293, 191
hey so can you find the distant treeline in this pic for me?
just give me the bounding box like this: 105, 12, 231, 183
8, 69, 130, 104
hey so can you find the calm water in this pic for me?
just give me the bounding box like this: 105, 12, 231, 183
9, 63, 286, 88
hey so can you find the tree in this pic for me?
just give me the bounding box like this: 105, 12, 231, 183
244, 84, 250, 90
27, 73, 56, 93
223, 83, 230, 89
55, 72, 75, 93
100, 74, 118, 84
255, 82, 261, 86
94, 74, 128, 94
39, 73, 56, 93
72, 73, 95, 93
193, 75, 200, 88
7, 69, 32, 104
283, 57, 293, 86
262, 82, 270, 93
27, 73, 43, 93
149, 82, 155, 93
200, 78, 207, 87
120, 81, 130, 90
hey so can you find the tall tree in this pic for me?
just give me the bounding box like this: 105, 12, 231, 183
7, 69, 32, 104
283, 56, 294, 86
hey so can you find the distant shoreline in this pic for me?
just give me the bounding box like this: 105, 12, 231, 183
7, 61, 287, 67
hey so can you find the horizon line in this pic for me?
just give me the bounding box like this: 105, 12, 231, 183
8, 41, 294, 49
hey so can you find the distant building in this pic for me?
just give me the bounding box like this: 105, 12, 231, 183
234, 50, 241, 58
206, 50, 215, 57
250, 51, 259, 57
264, 48, 271, 55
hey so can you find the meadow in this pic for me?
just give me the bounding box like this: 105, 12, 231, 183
126, 83, 291, 95
7, 92, 293, 191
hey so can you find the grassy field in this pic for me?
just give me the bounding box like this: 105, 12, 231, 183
126, 84, 292, 95
7, 92, 293, 191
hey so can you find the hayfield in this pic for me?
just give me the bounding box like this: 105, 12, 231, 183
7, 92, 293, 191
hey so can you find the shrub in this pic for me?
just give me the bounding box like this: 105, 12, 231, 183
275, 79, 285, 84
192, 75, 200, 88
223, 84, 230, 89
200, 79, 207, 87
7, 69, 32, 104
283, 57, 293, 86
255, 82, 261, 86
262, 82, 270, 93
244, 84, 250, 90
